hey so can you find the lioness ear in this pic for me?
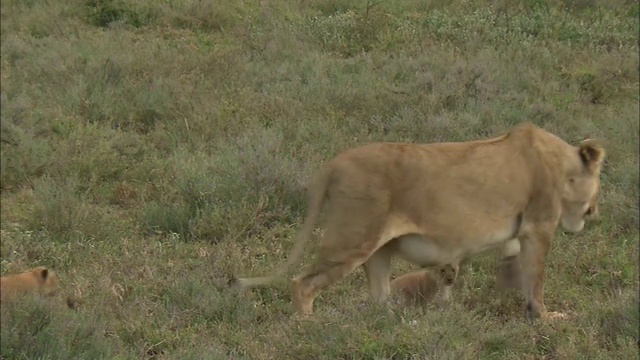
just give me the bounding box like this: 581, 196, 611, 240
578, 142, 605, 169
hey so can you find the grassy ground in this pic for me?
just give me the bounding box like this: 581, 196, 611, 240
1, 0, 638, 359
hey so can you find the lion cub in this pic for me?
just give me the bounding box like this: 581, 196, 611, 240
0, 266, 58, 306
390, 263, 459, 307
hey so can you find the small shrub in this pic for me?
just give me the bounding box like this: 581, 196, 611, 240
140, 201, 192, 239
0, 138, 52, 191
0, 94, 56, 190
167, 1, 255, 32
28, 177, 122, 242
598, 291, 639, 350
140, 127, 306, 243
0, 297, 124, 358
29, 178, 81, 237
85, 0, 157, 28
302, 8, 400, 57
111, 181, 138, 208
561, 0, 598, 12
306, 0, 366, 15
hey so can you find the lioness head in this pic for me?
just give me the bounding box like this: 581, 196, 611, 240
561, 141, 605, 233
438, 264, 458, 286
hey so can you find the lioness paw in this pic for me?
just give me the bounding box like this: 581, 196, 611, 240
291, 312, 316, 323
547, 311, 573, 320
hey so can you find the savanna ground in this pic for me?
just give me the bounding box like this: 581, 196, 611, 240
1, 0, 638, 359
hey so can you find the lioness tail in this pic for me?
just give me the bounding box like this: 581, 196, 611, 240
229, 166, 331, 288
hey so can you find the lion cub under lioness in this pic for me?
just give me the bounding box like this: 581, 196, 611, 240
391, 263, 459, 307
0, 266, 58, 306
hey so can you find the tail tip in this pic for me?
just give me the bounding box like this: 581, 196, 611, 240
227, 276, 242, 288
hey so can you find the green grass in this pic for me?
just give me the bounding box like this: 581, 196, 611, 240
1, 0, 638, 358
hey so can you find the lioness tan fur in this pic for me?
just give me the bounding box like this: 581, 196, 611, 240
231, 123, 605, 320
0, 266, 57, 306
391, 263, 459, 307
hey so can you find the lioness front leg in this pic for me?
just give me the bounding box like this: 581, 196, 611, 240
519, 228, 552, 320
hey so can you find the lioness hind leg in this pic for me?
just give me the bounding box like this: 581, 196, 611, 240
362, 244, 393, 304
291, 245, 377, 316
290, 195, 387, 316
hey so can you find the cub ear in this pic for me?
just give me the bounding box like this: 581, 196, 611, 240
41, 268, 49, 280
578, 141, 605, 168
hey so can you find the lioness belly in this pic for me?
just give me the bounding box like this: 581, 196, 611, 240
394, 235, 459, 266
392, 218, 521, 267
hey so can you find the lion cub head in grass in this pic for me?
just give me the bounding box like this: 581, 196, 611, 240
0, 266, 58, 306
391, 263, 459, 307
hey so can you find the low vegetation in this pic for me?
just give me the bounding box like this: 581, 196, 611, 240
1, 0, 638, 358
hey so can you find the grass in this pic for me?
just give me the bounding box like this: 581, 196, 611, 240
0, 0, 638, 358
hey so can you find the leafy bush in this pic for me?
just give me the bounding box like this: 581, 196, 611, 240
85, 0, 158, 28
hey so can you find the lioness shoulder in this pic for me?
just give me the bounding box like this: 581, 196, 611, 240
0, 266, 57, 306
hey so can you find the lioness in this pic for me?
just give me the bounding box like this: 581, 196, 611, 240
391, 263, 459, 307
230, 123, 605, 320
0, 266, 58, 305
